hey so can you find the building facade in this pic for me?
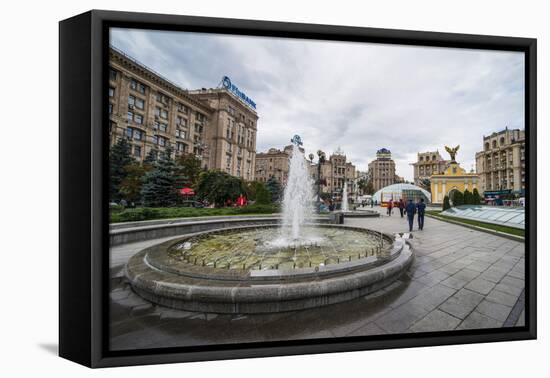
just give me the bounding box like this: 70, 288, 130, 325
309, 149, 356, 198
368, 148, 398, 192
255, 145, 294, 185
108, 47, 258, 180
475, 128, 526, 195
411, 151, 448, 186
187, 88, 258, 181
431, 162, 479, 205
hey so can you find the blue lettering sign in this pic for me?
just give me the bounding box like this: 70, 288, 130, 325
221, 76, 256, 110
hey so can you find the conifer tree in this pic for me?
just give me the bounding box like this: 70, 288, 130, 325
141, 147, 178, 207
109, 138, 134, 202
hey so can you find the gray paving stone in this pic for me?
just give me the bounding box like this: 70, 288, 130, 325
516, 310, 525, 327
466, 261, 492, 273
441, 276, 469, 290
439, 288, 484, 319
475, 300, 512, 322
494, 282, 523, 297
479, 266, 510, 283
452, 268, 481, 282
375, 302, 429, 333
501, 276, 525, 289
415, 270, 451, 287
457, 311, 502, 330
485, 289, 519, 307
409, 309, 461, 332
407, 285, 456, 312
347, 322, 387, 337
464, 277, 496, 295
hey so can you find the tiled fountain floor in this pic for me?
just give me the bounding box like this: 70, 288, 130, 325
109, 207, 525, 351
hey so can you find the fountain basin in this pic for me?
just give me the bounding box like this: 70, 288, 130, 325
125, 224, 413, 313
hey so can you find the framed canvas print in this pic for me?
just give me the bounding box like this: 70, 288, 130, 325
59, 10, 537, 368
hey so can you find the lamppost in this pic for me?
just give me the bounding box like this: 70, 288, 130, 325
309, 150, 326, 213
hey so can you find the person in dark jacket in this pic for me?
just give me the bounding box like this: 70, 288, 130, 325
398, 198, 405, 217
416, 198, 426, 230
387, 200, 393, 216
405, 199, 416, 232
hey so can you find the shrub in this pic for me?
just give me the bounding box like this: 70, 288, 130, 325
443, 195, 451, 211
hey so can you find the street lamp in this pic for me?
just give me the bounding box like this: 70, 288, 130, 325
309, 150, 326, 213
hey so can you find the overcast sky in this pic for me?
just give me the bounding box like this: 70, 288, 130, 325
111, 28, 524, 181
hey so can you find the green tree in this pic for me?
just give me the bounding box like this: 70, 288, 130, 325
196, 170, 246, 207
175, 153, 203, 189
109, 138, 134, 202
359, 179, 375, 195
255, 182, 271, 205
451, 190, 464, 207
266, 176, 282, 202
463, 189, 473, 205
472, 188, 482, 205
141, 147, 179, 207
443, 195, 451, 211
119, 161, 147, 205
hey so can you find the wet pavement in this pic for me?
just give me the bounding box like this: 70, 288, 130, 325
109, 207, 525, 351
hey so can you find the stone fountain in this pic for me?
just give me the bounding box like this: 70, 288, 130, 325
125, 136, 412, 313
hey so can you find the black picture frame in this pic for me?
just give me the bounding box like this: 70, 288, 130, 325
59, 9, 537, 368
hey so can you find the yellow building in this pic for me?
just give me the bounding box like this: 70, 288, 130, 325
430, 146, 479, 204
430, 147, 479, 205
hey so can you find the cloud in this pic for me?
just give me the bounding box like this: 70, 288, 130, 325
111, 28, 524, 181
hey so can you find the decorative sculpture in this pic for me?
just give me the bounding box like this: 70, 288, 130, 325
290, 134, 303, 146
445, 145, 460, 162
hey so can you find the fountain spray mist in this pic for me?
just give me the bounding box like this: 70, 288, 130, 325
281, 145, 316, 241
342, 181, 349, 212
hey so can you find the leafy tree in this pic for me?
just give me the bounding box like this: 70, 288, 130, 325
141, 147, 179, 207
463, 189, 473, 205
358, 179, 375, 195
196, 170, 246, 207
175, 153, 203, 189
266, 176, 282, 202
109, 138, 134, 202
472, 188, 482, 205
119, 161, 147, 205
451, 190, 464, 207
443, 195, 451, 211
255, 183, 271, 205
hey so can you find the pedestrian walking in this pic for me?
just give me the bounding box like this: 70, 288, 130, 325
398, 198, 405, 218
416, 198, 426, 230
387, 200, 393, 216
405, 199, 416, 232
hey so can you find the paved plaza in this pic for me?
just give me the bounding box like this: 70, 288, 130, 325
109, 207, 525, 351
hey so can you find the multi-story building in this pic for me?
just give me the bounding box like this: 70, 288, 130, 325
475, 127, 526, 194
309, 149, 356, 197
368, 148, 398, 192
108, 46, 258, 180
188, 88, 258, 181
255, 145, 294, 185
411, 151, 449, 186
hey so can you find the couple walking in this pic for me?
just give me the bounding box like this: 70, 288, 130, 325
404, 198, 426, 232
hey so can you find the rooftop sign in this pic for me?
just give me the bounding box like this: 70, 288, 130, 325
222, 76, 257, 110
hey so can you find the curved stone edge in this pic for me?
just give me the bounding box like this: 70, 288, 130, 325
110, 216, 334, 247
125, 242, 414, 314
143, 224, 398, 282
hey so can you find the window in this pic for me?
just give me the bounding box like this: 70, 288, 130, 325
133, 145, 141, 157
128, 95, 145, 110
176, 142, 187, 152
156, 92, 170, 105
196, 112, 206, 122
177, 103, 188, 113
109, 87, 115, 97
176, 116, 187, 127
175, 129, 186, 139
126, 128, 143, 141
130, 79, 146, 94
108, 103, 113, 114
227, 106, 236, 116
155, 107, 168, 120
127, 111, 143, 124
153, 121, 168, 133
153, 135, 166, 146
109, 69, 118, 81
195, 124, 204, 134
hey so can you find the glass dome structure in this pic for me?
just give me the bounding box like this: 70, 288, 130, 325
372, 183, 432, 203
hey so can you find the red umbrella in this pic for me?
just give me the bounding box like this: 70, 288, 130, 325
180, 187, 195, 196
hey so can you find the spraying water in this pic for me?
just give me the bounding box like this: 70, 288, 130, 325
280, 144, 316, 242
342, 181, 349, 212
